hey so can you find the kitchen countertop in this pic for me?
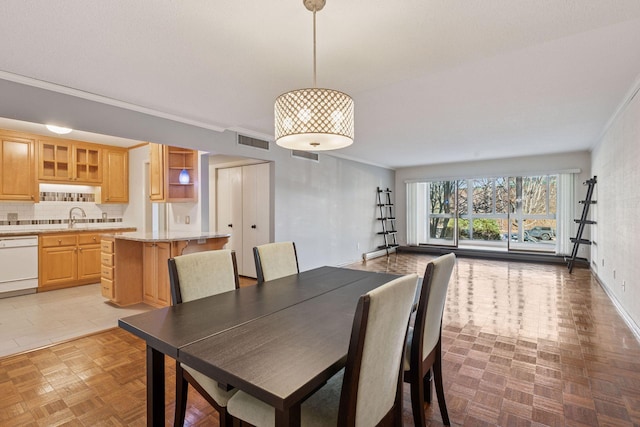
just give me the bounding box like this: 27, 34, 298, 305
104, 231, 231, 243
0, 226, 136, 238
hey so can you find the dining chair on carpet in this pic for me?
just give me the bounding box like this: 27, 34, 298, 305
253, 241, 299, 284
226, 273, 419, 427
168, 249, 240, 427
404, 252, 456, 427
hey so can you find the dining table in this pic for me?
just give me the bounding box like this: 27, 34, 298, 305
118, 266, 401, 427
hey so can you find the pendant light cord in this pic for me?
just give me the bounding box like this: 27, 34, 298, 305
313, 8, 317, 88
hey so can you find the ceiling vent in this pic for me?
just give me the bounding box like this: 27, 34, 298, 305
238, 134, 270, 150
291, 150, 319, 162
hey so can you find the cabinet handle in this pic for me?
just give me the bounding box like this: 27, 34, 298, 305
228, 224, 233, 228
251, 225, 257, 229
58, 239, 62, 244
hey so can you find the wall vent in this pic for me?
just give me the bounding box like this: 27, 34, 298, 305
291, 150, 319, 162
238, 135, 270, 150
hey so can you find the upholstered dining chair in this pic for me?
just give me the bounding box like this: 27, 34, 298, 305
226, 273, 419, 427
167, 249, 240, 427
404, 253, 456, 427
253, 241, 299, 284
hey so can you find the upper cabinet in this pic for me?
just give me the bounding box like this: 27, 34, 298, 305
97, 148, 129, 204
39, 139, 101, 184
0, 130, 38, 202
149, 143, 198, 203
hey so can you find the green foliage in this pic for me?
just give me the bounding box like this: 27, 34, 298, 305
451, 218, 501, 240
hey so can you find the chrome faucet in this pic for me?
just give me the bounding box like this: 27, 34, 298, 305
68, 207, 87, 228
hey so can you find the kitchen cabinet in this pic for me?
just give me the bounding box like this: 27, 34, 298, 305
98, 148, 129, 203
217, 162, 271, 277
0, 130, 38, 202
101, 232, 229, 307
39, 232, 102, 290
143, 242, 172, 307
39, 139, 102, 184
149, 143, 198, 202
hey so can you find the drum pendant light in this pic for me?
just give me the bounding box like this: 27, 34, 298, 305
274, 0, 354, 151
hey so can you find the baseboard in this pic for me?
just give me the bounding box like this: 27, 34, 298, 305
362, 247, 396, 261
593, 270, 640, 342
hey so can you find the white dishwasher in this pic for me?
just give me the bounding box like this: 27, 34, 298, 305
0, 235, 39, 298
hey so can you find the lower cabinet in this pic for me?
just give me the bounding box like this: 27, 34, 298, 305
143, 242, 172, 307
39, 232, 102, 290
101, 236, 230, 307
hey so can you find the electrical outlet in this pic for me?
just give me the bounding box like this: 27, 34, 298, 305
357, 243, 360, 250
622, 280, 626, 292
102, 212, 107, 220
7, 213, 18, 222
185, 216, 190, 224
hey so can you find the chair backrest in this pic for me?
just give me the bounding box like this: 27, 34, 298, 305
168, 249, 240, 305
414, 253, 455, 361
339, 273, 418, 426
253, 241, 299, 283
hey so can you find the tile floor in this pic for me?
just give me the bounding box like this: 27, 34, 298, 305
0, 284, 151, 358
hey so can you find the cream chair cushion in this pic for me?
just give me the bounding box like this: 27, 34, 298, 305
256, 242, 298, 281
181, 363, 237, 407
355, 273, 418, 425
227, 369, 343, 427
421, 253, 455, 356
174, 249, 236, 302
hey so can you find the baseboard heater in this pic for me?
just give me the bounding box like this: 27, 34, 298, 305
362, 247, 396, 261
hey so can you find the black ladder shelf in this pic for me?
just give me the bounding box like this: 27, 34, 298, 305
377, 187, 398, 255
567, 176, 597, 273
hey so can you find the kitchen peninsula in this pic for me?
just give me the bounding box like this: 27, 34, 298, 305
100, 231, 230, 307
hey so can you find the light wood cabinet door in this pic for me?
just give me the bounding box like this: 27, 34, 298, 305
155, 242, 172, 306
0, 132, 37, 201
149, 143, 165, 201
39, 139, 72, 181
40, 246, 77, 288
101, 148, 129, 203
77, 244, 102, 281
142, 242, 172, 307
73, 143, 101, 183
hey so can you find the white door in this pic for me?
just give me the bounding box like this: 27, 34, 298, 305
241, 163, 271, 278
217, 167, 244, 270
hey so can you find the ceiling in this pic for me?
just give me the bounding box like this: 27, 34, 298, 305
2, 1, 640, 169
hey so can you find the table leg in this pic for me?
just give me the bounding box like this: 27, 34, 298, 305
275, 405, 301, 427
146, 345, 165, 427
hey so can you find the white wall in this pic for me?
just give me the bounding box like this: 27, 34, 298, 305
394, 151, 592, 250
591, 83, 640, 335
0, 79, 393, 269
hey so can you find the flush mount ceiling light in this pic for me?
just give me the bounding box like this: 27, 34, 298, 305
45, 124, 73, 135
274, 0, 354, 152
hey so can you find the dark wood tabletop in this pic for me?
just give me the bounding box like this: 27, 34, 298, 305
119, 266, 374, 357
179, 272, 398, 413
118, 266, 399, 427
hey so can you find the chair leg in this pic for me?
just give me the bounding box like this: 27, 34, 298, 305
174, 364, 189, 427
423, 369, 432, 403
433, 354, 450, 426
410, 372, 427, 427
220, 407, 234, 427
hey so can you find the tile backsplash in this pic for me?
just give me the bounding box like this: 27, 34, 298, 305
0, 201, 124, 228
0, 184, 130, 231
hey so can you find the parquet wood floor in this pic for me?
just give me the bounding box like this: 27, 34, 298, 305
1, 254, 639, 426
